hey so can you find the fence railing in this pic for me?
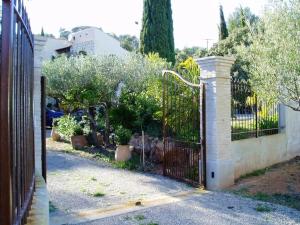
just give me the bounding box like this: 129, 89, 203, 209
231, 80, 279, 141
0, 1, 35, 225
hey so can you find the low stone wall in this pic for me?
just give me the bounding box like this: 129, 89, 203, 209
231, 107, 300, 180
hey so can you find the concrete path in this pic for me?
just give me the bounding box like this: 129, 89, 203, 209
48, 150, 300, 225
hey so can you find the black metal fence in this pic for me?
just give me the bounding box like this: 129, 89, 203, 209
0, 1, 35, 225
231, 80, 279, 141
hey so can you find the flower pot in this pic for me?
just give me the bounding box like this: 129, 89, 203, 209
115, 145, 132, 162
71, 135, 88, 150
51, 128, 61, 142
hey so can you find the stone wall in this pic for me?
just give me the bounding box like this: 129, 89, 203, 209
231, 107, 300, 179
196, 56, 300, 190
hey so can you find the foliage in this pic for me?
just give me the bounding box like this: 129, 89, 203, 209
233, 189, 300, 211
208, 26, 252, 81
208, 6, 259, 81
228, 7, 259, 33
73, 126, 84, 136
113, 154, 141, 170
254, 204, 273, 212
258, 106, 279, 132
140, 0, 175, 64
219, 5, 229, 40
43, 55, 105, 111
238, 0, 300, 111
175, 47, 207, 65
118, 35, 139, 52
177, 57, 201, 84
44, 53, 169, 142
39, 27, 54, 38
92, 191, 105, 197
239, 168, 267, 180
55, 115, 82, 140
109, 53, 169, 137
59, 28, 71, 39
114, 91, 162, 137
115, 125, 132, 145
49, 201, 57, 213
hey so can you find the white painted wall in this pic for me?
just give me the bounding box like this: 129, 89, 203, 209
231, 107, 300, 180
70, 27, 127, 57
40, 37, 71, 60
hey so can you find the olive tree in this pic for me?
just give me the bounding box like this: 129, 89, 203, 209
239, 0, 300, 111
43, 55, 124, 145
43, 53, 169, 145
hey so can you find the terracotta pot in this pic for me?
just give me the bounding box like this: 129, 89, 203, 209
115, 145, 131, 162
71, 135, 88, 150
51, 128, 61, 142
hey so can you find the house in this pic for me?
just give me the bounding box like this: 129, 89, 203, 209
38, 27, 127, 61
69, 27, 128, 56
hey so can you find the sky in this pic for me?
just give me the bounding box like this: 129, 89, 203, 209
26, 0, 268, 49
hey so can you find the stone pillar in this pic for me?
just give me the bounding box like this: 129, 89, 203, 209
196, 56, 235, 190
34, 35, 47, 174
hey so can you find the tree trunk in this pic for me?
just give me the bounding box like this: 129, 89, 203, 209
88, 107, 100, 148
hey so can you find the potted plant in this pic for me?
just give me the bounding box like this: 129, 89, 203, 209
71, 125, 88, 150
115, 126, 132, 162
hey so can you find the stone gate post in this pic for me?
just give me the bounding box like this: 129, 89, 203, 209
34, 35, 47, 174
196, 56, 235, 190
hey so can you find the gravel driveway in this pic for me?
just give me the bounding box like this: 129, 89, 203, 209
48, 150, 192, 224
80, 192, 300, 225
48, 149, 300, 225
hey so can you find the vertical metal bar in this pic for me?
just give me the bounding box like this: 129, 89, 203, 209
41, 76, 47, 181
0, 1, 14, 224
162, 72, 166, 176
255, 95, 259, 138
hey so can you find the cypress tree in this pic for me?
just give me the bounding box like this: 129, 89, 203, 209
140, 0, 175, 64
41, 27, 45, 36
219, 5, 229, 40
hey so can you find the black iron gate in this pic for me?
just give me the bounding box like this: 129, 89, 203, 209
162, 70, 206, 187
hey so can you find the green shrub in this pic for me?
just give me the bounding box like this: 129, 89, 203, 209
113, 154, 140, 170
115, 126, 132, 145
73, 126, 84, 136
254, 204, 273, 212
259, 118, 278, 130
55, 115, 82, 140
112, 90, 163, 137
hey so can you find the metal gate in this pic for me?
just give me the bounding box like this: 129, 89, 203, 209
162, 70, 206, 187
0, 1, 35, 224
